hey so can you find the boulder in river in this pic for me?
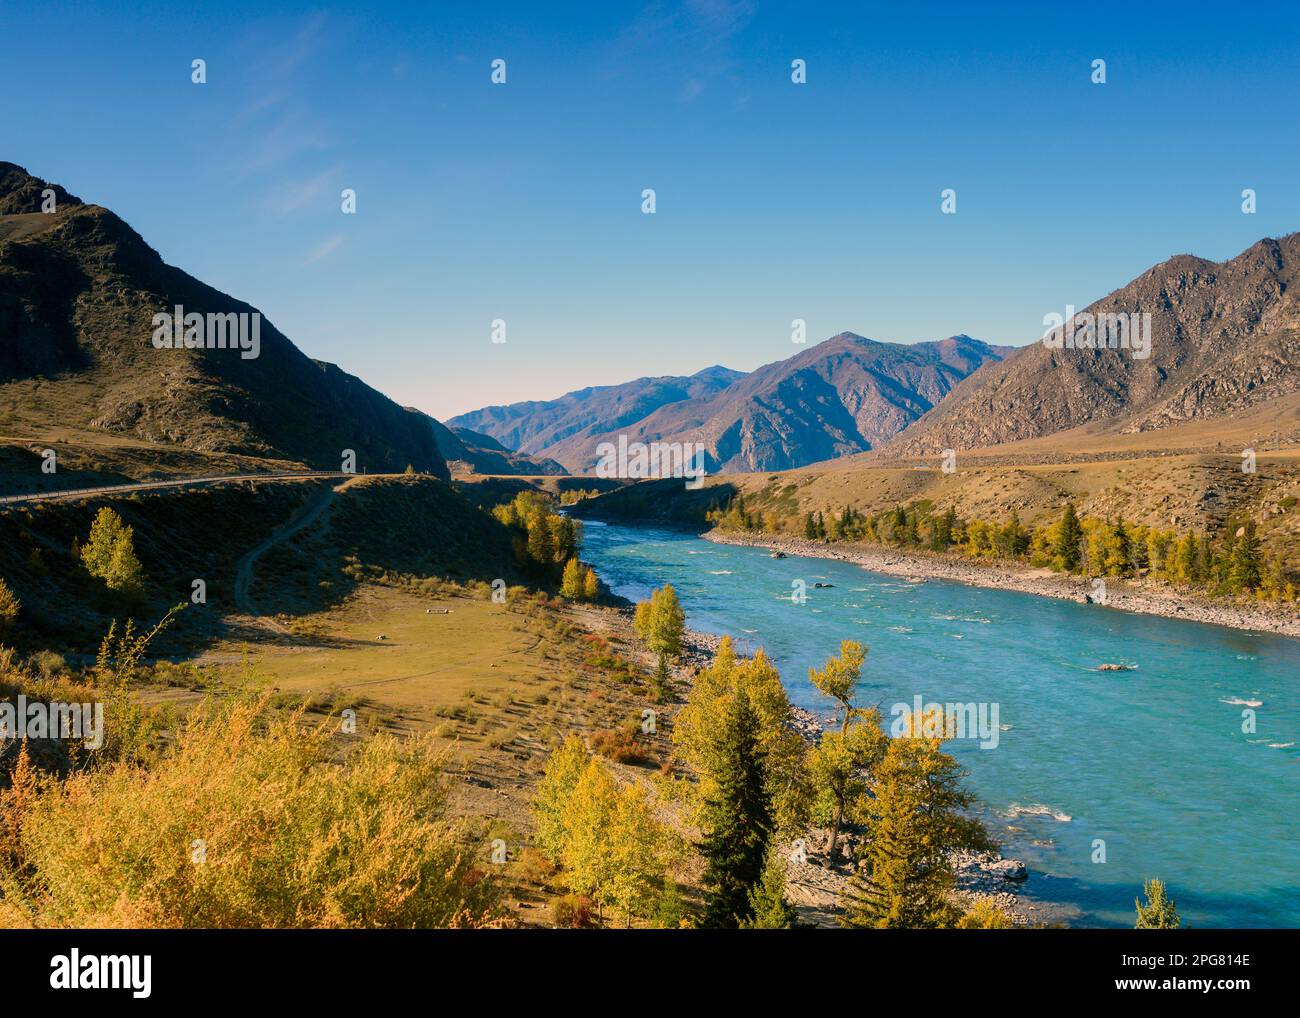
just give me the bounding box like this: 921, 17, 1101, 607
982, 858, 1028, 881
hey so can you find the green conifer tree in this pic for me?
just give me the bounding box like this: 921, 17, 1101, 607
1054, 502, 1083, 571
741, 846, 797, 929
1228, 520, 1262, 593
699, 687, 773, 929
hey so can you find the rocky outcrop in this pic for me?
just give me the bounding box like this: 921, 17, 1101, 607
885, 235, 1300, 456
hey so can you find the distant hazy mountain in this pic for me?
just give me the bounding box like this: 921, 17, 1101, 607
886, 234, 1300, 456
455, 334, 1008, 473
426, 416, 567, 476
0, 161, 448, 478
449, 365, 746, 465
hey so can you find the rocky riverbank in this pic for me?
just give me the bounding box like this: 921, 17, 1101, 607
706, 532, 1300, 638
779, 706, 1043, 925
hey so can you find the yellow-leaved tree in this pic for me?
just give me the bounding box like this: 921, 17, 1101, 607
841, 707, 990, 929
560, 558, 585, 599
560, 758, 621, 914
532, 734, 588, 863
806, 640, 887, 858
80, 507, 145, 599
534, 741, 677, 926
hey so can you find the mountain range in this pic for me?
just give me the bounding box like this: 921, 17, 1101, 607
456, 234, 1300, 473
452, 335, 1011, 473
4, 160, 1297, 486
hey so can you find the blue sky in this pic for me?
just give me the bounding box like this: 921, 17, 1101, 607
5, 1, 1300, 419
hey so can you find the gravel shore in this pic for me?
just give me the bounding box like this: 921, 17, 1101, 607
706, 532, 1300, 638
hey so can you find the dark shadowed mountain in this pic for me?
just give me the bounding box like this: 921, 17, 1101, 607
455, 334, 1009, 473
426, 416, 567, 475
0, 161, 448, 478
885, 234, 1300, 457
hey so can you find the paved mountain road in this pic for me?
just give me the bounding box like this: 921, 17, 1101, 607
0, 471, 353, 506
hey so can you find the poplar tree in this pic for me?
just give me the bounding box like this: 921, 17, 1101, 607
533, 735, 589, 863
633, 584, 685, 667
80, 507, 144, 598
560, 557, 585, 599
560, 758, 620, 916
526, 511, 553, 568
606, 782, 671, 927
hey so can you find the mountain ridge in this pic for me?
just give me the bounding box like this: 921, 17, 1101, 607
455, 333, 1011, 473
0, 161, 449, 479
882, 233, 1300, 457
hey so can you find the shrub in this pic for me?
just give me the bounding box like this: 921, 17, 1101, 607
552, 893, 594, 928
0, 694, 499, 928
25, 549, 47, 577
0, 577, 19, 628
515, 847, 556, 886
956, 897, 1017, 929
590, 727, 648, 766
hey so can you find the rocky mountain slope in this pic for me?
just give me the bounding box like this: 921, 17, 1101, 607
0, 161, 447, 478
450, 365, 745, 465
455, 334, 1008, 473
884, 235, 1300, 457
426, 417, 566, 476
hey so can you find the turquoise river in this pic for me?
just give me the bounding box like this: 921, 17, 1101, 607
579, 520, 1300, 928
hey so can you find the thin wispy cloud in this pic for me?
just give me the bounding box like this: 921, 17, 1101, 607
305, 233, 344, 263
603, 1, 754, 97
224, 12, 342, 177
678, 78, 705, 103
265, 166, 342, 215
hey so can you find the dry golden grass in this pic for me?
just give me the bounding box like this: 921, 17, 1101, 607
0, 693, 498, 929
